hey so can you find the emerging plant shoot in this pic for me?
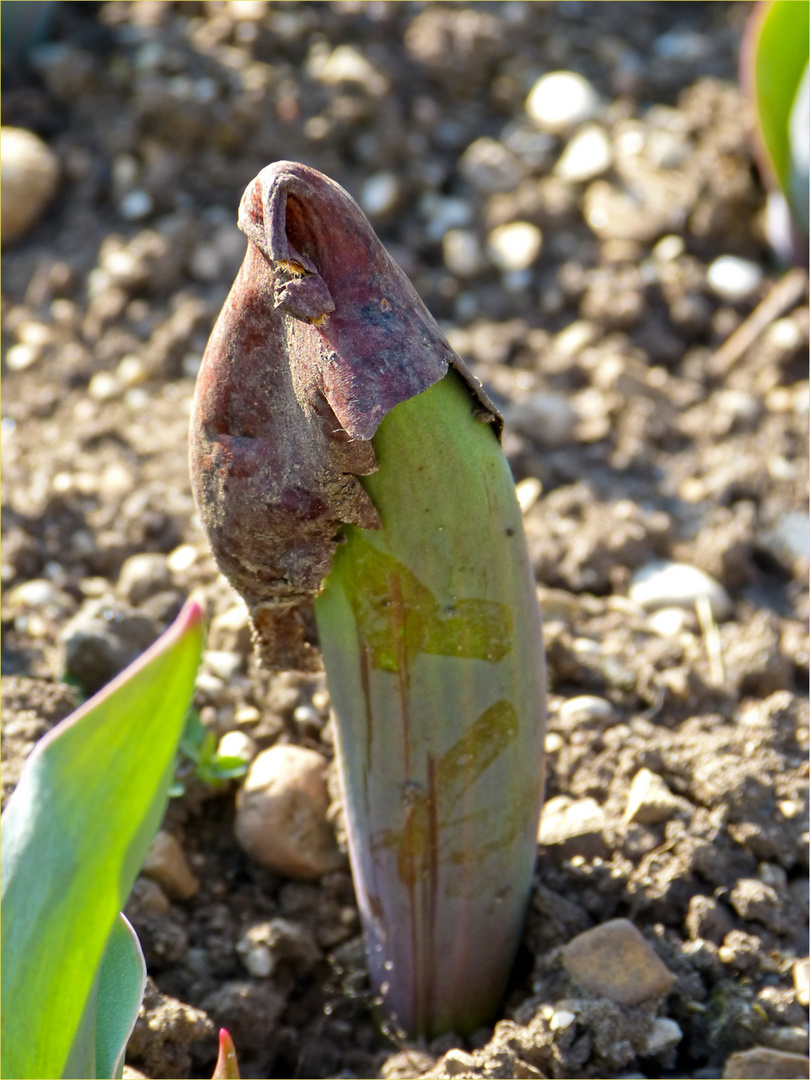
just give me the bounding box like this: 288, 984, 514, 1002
190, 161, 547, 1038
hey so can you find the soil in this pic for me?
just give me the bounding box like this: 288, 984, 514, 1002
1, 3, 808, 1079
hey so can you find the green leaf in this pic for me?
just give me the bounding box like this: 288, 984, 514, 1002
95, 915, 147, 1080
745, 0, 809, 193
1, 600, 205, 1080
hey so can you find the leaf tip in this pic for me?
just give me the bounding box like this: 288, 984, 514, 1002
211, 1027, 240, 1079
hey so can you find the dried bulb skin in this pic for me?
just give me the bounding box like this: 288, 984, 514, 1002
190, 161, 498, 669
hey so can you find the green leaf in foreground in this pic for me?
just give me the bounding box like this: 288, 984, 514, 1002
743, 0, 809, 198
1, 599, 205, 1080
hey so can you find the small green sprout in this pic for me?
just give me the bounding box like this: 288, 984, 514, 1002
170, 709, 249, 797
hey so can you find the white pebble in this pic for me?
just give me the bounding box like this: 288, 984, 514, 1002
554, 125, 612, 182
559, 695, 615, 725
442, 229, 485, 277
646, 606, 690, 637
244, 944, 273, 978
515, 476, 543, 513
5, 343, 39, 371
359, 172, 400, 216
487, 221, 542, 272
706, 256, 763, 302
629, 560, 731, 620
526, 71, 600, 132
203, 649, 243, 681
88, 372, 121, 401
217, 730, 256, 763
550, 1008, 576, 1031
652, 234, 685, 262
642, 1016, 683, 1056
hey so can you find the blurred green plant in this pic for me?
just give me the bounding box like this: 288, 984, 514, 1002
1, 600, 205, 1079
742, 0, 809, 260
169, 709, 249, 797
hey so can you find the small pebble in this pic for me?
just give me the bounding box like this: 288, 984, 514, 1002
761, 1027, 810, 1056
757, 512, 809, 573
538, 795, 608, 860
440, 1049, 476, 1076
359, 171, 400, 216
129, 876, 171, 916
554, 125, 612, 183
203, 648, 243, 681
624, 768, 684, 825
652, 234, 685, 261
629, 560, 732, 620
459, 136, 522, 194
729, 878, 783, 931
722, 1047, 810, 1080
421, 193, 472, 241
234, 745, 342, 878
487, 221, 543, 272
117, 552, 173, 606
793, 958, 809, 1006
561, 918, 675, 1006
217, 730, 256, 763
502, 393, 576, 447
706, 256, 763, 302
167, 543, 198, 573
118, 189, 154, 222
442, 229, 486, 277
515, 476, 543, 514
140, 829, 200, 900
61, 599, 163, 693
526, 71, 600, 132
1, 127, 60, 245
642, 1016, 683, 1056
653, 28, 709, 62
5, 343, 40, 371
88, 372, 121, 401
208, 603, 252, 654
559, 695, 615, 726
550, 1008, 576, 1030
646, 606, 690, 637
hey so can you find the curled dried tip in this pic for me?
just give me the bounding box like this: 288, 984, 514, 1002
211, 1028, 240, 1079
189, 160, 501, 671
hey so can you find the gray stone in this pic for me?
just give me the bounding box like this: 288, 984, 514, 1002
722, 1047, 810, 1079
61, 598, 163, 693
